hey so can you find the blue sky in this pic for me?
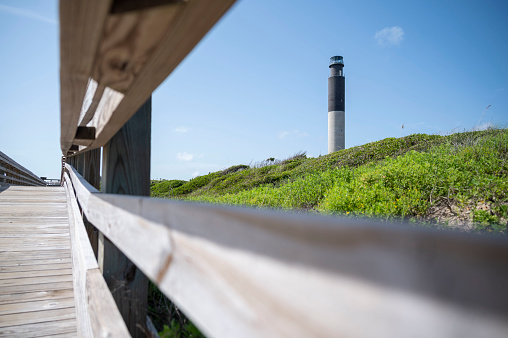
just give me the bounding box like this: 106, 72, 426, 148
0, 0, 507, 180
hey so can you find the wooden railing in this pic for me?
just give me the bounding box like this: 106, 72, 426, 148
58, 1, 508, 337
0, 150, 46, 186
63, 170, 129, 337
63, 162, 508, 337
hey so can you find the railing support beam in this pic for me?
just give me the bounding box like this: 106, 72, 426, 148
99, 97, 151, 337
83, 148, 101, 258
76, 153, 85, 176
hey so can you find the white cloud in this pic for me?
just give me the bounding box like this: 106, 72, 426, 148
177, 152, 194, 161
174, 126, 188, 133
278, 130, 309, 139
278, 131, 290, 139
375, 26, 404, 46
191, 171, 200, 178
0, 4, 56, 25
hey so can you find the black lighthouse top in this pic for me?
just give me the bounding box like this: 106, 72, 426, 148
329, 56, 344, 77
329, 56, 344, 67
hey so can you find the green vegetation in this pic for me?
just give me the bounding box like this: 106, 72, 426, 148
151, 129, 508, 233
159, 321, 204, 338
149, 128, 507, 337
148, 281, 205, 337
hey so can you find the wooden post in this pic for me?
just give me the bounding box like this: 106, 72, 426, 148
76, 153, 85, 176
83, 149, 101, 258
83, 149, 101, 190
99, 97, 151, 337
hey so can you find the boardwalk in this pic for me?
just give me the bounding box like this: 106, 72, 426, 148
0, 0, 507, 336
0, 186, 77, 336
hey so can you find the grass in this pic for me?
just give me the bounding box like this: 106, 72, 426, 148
152, 128, 508, 233
148, 281, 206, 337
149, 128, 507, 336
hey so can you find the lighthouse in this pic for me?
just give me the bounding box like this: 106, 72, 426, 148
328, 56, 345, 153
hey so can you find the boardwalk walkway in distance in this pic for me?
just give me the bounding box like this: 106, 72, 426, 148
0, 185, 77, 336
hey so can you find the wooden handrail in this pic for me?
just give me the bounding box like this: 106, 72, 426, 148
60, 0, 237, 156
64, 163, 508, 337
0, 151, 46, 186
63, 171, 129, 336
57, 1, 508, 336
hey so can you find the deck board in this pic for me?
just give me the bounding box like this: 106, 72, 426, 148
0, 186, 78, 336
0, 318, 77, 337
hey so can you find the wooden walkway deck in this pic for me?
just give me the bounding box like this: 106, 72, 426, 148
0, 186, 77, 336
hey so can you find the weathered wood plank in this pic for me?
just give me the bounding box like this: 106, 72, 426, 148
0, 263, 71, 273
0, 307, 76, 328
89, 0, 237, 151
63, 172, 129, 337
0, 228, 69, 235
0, 212, 68, 218
83, 148, 101, 190
0, 275, 73, 288
83, 148, 101, 258
59, 0, 114, 154
66, 162, 508, 338
79, 79, 102, 127
0, 245, 71, 252
0, 250, 71, 260
64, 175, 94, 337
0, 297, 75, 316
0, 318, 77, 337
98, 98, 150, 337
60, 0, 236, 154
86, 268, 131, 337
0, 259, 72, 269
0, 224, 67, 230
0, 289, 73, 305
0, 269, 73, 280
0, 237, 69, 244
0, 222, 68, 227
0, 281, 74, 296
0, 233, 69, 238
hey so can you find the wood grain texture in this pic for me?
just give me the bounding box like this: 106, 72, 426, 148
98, 99, 150, 337
0, 297, 75, 316
0, 249, 70, 259
101, 97, 151, 196
0, 289, 74, 305
59, 0, 113, 154
86, 268, 131, 337
83, 148, 101, 190
0, 186, 77, 335
60, 0, 236, 155
65, 163, 508, 338
90, 0, 237, 149
63, 174, 95, 337
92, 6, 180, 93
0, 269, 73, 280
0, 263, 71, 273
0, 308, 76, 329
78, 78, 100, 127
63, 173, 130, 337
83, 148, 101, 258
0, 318, 77, 337
0, 282, 74, 296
